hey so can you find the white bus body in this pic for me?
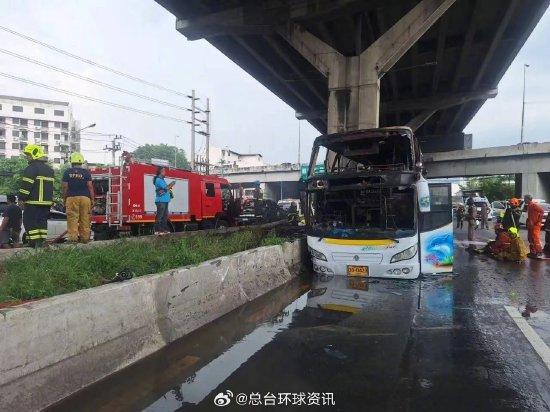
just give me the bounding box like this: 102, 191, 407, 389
305, 127, 453, 280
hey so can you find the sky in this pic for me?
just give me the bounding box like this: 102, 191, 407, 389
0, 0, 549, 164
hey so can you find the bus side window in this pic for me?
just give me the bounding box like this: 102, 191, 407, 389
420, 185, 452, 231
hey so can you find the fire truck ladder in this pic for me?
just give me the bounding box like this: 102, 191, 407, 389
106, 166, 124, 227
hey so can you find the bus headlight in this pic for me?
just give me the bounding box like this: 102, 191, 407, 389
390, 245, 417, 263
308, 246, 327, 261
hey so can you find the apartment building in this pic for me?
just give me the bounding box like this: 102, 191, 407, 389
0, 95, 81, 166
209, 145, 265, 169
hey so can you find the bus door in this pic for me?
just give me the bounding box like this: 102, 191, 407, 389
418, 183, 454, 274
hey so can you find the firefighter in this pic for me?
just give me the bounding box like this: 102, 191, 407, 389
456, 204, 465, 229
502, 198, 521, 231
18, 144, 54, 247
62, 153, 94, 243
484, 223, 511, 257
500, 227, 529, 262
524, 194, 544, 258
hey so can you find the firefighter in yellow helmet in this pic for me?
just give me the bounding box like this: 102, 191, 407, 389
18, 144, 54, 247
61, 152, 94, 243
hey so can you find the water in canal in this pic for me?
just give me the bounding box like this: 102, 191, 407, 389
50, 243, 550, 411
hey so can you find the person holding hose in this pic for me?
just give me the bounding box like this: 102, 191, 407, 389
62, 153, 94, 243
18, 144, 54, 247
153, 166, 174, 235
524, 194, 544, 258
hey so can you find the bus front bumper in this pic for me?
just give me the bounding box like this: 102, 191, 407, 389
311, 258, 420, 279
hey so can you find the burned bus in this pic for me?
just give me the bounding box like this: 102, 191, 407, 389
305, 127, 453, 279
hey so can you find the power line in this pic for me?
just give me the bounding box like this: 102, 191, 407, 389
0, 72, 187, 123
0, 47, 191, 111
80, 131, 116, 136
119, 135, 141, 146
80, 136, 112, 142
0, 25, 189, 98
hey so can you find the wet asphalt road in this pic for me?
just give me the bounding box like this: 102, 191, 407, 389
50, 227, 550, 412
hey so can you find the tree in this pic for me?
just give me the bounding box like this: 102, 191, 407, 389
0, 157, 28, 195
132, 144, 189, 169
461, 175, 515, 202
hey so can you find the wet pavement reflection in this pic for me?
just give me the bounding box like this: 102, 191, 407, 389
51, 230, 550, 412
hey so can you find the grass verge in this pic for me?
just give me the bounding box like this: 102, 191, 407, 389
0, 229, 287, 305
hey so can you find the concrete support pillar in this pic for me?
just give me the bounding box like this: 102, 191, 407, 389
281, 0, 456, 133
520, 172, 550, 201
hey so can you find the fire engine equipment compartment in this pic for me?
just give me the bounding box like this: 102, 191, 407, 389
306, 127, 421, 239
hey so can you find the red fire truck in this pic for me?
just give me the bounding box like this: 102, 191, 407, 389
90, 158, 234, 239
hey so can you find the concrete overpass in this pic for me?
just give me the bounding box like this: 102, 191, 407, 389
156, 0, 548, 152
213, 164, 303, 201
425, 141, 550, 199
218, 142, 550, 200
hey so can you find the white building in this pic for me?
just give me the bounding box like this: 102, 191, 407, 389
209, 145, 264, 169
0, 95, 81, 166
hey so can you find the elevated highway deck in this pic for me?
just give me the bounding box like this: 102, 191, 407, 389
156, 0, 549, 152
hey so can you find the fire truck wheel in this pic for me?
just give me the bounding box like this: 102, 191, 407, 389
167, 221, 175, 233
215, 219, 229, 229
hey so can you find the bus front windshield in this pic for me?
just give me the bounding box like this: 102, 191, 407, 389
308, 186, 416, 239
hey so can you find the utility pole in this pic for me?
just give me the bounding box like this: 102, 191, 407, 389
298, 119, 301, 166
187, 90, 199, 171
104, 135, 122, 165
205, 98, 210, 174
174, 135, 178, 168
186, 90, 210, 173
195, 97, 211, 174
520, 63, 529, 144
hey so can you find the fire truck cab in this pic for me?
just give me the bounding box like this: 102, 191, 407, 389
90, 159, 234, 239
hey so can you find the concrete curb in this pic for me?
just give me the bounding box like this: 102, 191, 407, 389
0, 238, 306, 411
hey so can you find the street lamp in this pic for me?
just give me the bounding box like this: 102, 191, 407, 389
520, 64, 529, 143
66, 122, 96, 161
76, 123, 96, 134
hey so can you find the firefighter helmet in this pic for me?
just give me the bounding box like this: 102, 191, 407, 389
509, 198, 520, 208
22, 144, 46, 160
69, 152, 85, 165
508, 226, 519, 236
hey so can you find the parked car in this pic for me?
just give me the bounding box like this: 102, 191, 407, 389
467, 197, 492, 221
491, 200, 507, 220
0, 194, 8, 214
21, 210, 68, 244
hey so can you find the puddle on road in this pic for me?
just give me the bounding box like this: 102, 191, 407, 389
145, 293, 309, 410
49, 262, 542, 412
49, 278, 310, 412
51, 274, 441, 412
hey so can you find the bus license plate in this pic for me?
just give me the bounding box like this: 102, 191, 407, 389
347, 265, 369, 277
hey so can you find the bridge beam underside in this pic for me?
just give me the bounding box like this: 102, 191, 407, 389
426, 153, 550, 178
281, 0, 456, 133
